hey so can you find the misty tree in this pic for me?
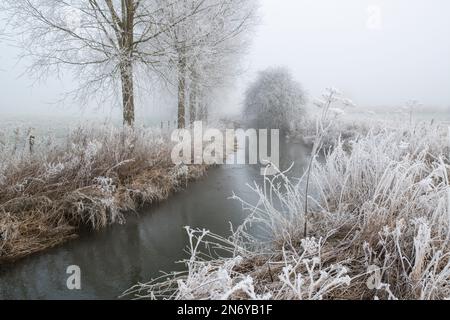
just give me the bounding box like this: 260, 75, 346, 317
1, 0, 207, 126
401, 99, 422, 125
157, 0, 258, 128
244, 67, 306, 133
186, 0, 258, 127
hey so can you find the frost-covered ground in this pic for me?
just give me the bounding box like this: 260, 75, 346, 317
0, 113, 166, 143
125, 117, 450, 300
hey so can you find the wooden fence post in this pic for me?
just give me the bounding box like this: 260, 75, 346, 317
29, 134, 35, 154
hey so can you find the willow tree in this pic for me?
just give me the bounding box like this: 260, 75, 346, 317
1, 0, 206, 126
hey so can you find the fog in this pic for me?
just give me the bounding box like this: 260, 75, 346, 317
1, 0, 450, 117
243, 0, 450, 109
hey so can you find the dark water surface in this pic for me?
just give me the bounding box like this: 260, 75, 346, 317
0, 141, 309, 299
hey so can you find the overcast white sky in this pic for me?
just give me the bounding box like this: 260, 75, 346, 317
243, 0, 450, 109
1, 0, 450, 116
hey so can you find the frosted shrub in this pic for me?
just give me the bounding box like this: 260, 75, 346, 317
94, 177, 117, 194
244, 67, 306, 133
170, 165, 190, 187
43, 162, 65, 179
275, 237, 351, 300
124, 228, 272, 300
278, 259, 351, 300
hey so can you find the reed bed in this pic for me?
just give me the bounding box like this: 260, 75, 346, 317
125, 121, 450, 300
0, 125, 207, 262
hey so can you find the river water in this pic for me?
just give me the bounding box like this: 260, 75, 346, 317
0, 141, 310, 299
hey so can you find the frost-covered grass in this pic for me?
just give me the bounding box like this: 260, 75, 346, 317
125, 120, 450, 300
0, 125, 207, 262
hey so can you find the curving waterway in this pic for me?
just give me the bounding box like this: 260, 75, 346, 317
0, 141, 310, 299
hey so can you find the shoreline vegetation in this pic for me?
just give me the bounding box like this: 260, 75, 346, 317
0, 125, 208, 263
125, 118, 450, 300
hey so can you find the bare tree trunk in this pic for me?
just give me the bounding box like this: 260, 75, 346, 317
120, 0, 135, 127
203, 103, 209, 123
121, 60, 135, 127
189, 76, 197, 127
177, 52, 187, 129
198, 97, 209, 123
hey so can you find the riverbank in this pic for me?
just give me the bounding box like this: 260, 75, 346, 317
126, 120, 450, 300
0, 125, 208, 263
0, 138, 310, 299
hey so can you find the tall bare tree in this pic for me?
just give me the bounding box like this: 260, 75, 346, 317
1, 0, 208, 126
157, 0, 258, 128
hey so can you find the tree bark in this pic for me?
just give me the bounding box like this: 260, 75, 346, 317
119, 0, 135, 127
121, 60, 135, 127
189, 76, 197, 127
177, 52, 187, 129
